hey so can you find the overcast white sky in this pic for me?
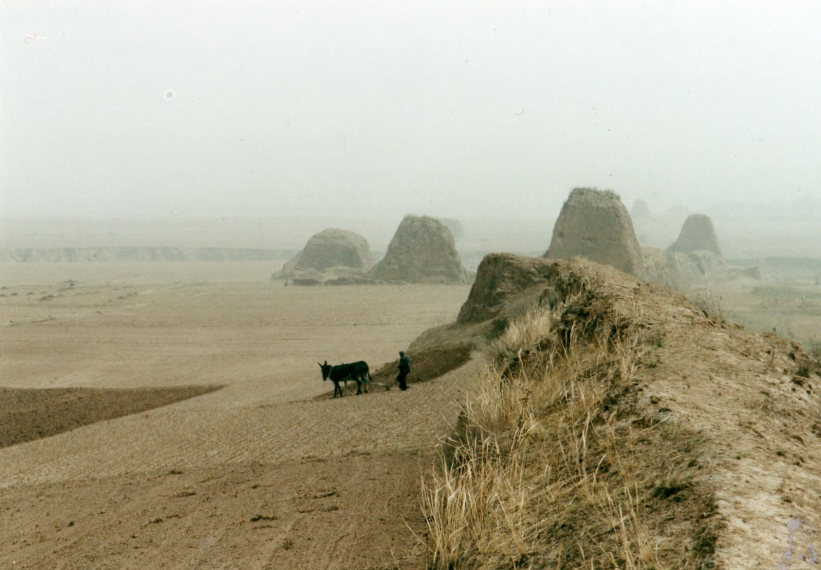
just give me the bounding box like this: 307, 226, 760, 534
2, 0, 820, 220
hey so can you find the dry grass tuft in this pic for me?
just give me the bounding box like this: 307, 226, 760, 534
422, 298, 718, 569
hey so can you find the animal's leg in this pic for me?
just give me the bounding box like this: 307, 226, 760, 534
355, 379, 362, 395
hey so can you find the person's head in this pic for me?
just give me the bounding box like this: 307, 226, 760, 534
399, 351, 405, 357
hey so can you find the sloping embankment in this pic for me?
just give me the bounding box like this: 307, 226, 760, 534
420, 254, 820, 569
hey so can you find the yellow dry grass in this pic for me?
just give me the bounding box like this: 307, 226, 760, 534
422, 298, 718, 569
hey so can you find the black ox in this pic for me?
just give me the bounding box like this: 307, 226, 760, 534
318, 360, 372, 398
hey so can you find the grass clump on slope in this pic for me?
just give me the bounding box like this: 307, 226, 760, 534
422, 291, 719, 569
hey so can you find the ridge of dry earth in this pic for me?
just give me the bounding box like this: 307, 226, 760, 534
421, 254, 821, 568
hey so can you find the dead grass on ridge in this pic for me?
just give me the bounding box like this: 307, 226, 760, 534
422, 298, 719, 569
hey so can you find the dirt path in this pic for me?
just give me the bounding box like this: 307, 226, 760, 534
591, 272, 821, 568
0, 281, 477, 569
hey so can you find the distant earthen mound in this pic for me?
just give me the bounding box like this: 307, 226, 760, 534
643, 251, 760, 291
544, 188, 645, 277
668, 214, 722, 257
276, 229, 373, 283
643, 248, 728, 289
630, 199, 652, 219
643, 214, 759, 289
368, 216, 467, 283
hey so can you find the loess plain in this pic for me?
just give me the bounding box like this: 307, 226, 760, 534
0, 262, 474, 569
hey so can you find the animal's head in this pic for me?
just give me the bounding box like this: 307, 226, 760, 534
318, 360, 331, 380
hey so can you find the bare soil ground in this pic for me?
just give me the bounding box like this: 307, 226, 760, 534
0, 264, 475, 569
577, 270, 821, 568
0, 386, 222, 448
633, 296, 821, 568
701, 280, 821, 351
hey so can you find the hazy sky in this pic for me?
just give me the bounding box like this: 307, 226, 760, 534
2, 0, 820, 220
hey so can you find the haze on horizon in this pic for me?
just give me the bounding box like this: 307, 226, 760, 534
1, 0, 820, 223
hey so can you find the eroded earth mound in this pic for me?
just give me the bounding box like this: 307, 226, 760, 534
276, 228, 373, 284
544, 187, 645, 277
669, 213, 723, 256
643, 214, 759, 289
369, 215, 467, 283
630, 198, 652, 220
417, 253, 820, 568
643, 247, 731, 289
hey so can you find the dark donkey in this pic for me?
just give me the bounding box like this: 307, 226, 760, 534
318, 360, 372, 398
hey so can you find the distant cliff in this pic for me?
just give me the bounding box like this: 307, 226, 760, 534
0, 247, 294, 263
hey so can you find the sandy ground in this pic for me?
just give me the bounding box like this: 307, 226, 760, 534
700, 280, 821, 348
585, 267, 821, 568
0, 264, 476, 569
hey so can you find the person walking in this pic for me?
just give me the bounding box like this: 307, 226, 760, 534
396, 351, 410, 391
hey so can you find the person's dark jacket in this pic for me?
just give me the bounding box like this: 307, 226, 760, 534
398, 355, 410, 375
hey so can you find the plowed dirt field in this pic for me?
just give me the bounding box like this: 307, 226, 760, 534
0, 272, 475, 569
